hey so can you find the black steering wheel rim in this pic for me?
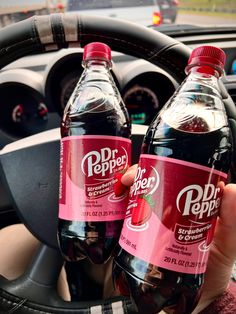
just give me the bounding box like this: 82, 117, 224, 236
1, 12, 236, 314
0, 13, 191, 82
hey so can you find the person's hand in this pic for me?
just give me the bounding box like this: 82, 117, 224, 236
192, 183, 236, 313
121, 165, 236, 313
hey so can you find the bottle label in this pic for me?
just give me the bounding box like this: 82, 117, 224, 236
119, 154, 227, 274
59, 135, 131, 222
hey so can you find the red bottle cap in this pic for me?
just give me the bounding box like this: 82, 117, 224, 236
83, 42, 111, 62
186, 45, 226, 74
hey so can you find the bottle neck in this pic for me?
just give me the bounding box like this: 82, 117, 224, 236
178, 64, 223, 99
186, 65, 222, 78
83, 59, 112, 71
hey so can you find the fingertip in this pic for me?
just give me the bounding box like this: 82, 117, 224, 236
222, 183, 236, 202
219, 183, 236, 224
121, 164, 138, 187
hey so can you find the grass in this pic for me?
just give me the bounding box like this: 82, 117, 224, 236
178, 9, 236, 19
178, 0, 236, 18
179, 0, 236, 11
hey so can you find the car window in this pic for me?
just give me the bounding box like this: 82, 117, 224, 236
0, 1, 236, 28
67, 0, 156, 11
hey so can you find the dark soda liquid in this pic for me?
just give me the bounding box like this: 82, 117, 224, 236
113, 116, 231, 313
58, 104, 131, 264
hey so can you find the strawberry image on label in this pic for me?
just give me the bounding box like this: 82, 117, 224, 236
131, 194, 154, 226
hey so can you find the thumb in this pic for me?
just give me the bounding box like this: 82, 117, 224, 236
121, 164, 138, 187
213, 183, 236, 262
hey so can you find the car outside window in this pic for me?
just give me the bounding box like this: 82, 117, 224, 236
67, 0, 156, 11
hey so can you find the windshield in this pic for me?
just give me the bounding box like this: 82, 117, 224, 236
0, 0, 235, 28
66, 0, 156, 10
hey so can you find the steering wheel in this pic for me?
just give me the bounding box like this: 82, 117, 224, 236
0, 13, 236, 313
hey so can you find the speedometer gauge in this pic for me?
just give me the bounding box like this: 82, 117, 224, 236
123, 85, 159, 125
0, 84, 47, 137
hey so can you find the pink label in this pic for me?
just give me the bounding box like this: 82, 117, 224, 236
119, 154, 227, 274
59, 135, 131, 222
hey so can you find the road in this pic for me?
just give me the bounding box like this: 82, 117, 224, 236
176, 12, 236, 25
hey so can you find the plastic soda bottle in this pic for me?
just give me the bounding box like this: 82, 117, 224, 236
58, 42, 131, 264
113, 45, 232, 313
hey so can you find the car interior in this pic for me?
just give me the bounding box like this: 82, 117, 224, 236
0, 10, 236, 314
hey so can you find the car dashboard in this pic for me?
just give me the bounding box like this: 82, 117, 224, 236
0, 49, 178, 146
0, 25, 236, 146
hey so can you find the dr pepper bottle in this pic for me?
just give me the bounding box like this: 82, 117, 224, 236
113, 46, 232, 313
58, 42, 131, 264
